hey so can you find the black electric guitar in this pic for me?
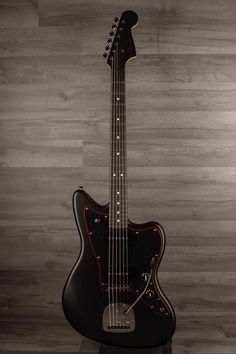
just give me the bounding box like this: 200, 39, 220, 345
62, 10, 176, 348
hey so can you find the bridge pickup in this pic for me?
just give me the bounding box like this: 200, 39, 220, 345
108, 286, 131, 290
102, 283, 133, 291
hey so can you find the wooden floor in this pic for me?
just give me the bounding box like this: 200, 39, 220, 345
0, 0, 236, 353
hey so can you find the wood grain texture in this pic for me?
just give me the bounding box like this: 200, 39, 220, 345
0, 0, 236, 353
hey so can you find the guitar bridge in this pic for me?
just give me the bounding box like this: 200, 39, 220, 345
103, 303, 135, 332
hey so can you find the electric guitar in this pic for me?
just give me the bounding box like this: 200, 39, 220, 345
62, 10, 176, 347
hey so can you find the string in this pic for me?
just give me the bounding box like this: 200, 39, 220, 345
110, 54, 115, 327
115, 42, 118, 326
117, 38, 120, 324
112, 49, 116, 326
108, 56, 112, 328
120, 30, 125, 318
118, 35, 122, 325
124, 21, 128, 308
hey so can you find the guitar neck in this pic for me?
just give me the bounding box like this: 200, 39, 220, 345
109, 59, 127, 229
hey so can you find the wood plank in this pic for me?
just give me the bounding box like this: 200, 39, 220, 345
0, 56, 83, 85
2, 119, 236, 150
38, 0, 236, 24
84, 142, 236, 167
0, 0, 38, 29
0, 27, 82, 57
0, 146, 83, 168
38, 1, 161, 25
130, 54, 236, 83
159, 23, 236, 54
1, 82, 236, 113
84, 166, 236, 185
0, 320, 79, 352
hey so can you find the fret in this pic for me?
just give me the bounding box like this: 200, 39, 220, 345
110, 152, 126, 154
111, 93, 126, 96
109, 226, 128, 228
109, 216, 128, 220
111, 103, 126, 105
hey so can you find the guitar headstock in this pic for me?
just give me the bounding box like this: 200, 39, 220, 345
103, 10, 138, 68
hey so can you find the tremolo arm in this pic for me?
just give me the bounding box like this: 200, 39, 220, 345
124, 257, 155, 315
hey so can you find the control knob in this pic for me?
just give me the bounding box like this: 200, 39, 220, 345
146, 289, 154, 299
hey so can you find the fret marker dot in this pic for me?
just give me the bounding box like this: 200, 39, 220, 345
117, 219, 120, 222
117, 152, 119, 155
113, 173, 116, 176
117, 136, 119, 139
121, 173, 123, 176
117, 118, 119, 121
117, 211, 120, 214
117, 97, 120, 101
117, 202, 120, 205
117, 192, 120, 194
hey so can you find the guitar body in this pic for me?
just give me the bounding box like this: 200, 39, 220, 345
62, 189, 176, 347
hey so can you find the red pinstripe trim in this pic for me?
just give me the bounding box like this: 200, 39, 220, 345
83, 206, 104, 292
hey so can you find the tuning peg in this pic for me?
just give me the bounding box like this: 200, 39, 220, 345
107, 38, 112, 43
105, 45, 110, 50
110, 31, 114, 36
114, 17, 118, 22
112, 24, 116, 29
103, 53, 108, 58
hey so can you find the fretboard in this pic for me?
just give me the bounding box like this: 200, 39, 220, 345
109, 58, 127, 230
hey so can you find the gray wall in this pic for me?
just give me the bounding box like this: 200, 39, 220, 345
0, 0, 236, 353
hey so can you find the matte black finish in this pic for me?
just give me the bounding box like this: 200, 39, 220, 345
62, 190, 176, 348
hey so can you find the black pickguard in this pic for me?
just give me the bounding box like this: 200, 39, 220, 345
84, 205, 161, 295
62, 190, 176, 347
